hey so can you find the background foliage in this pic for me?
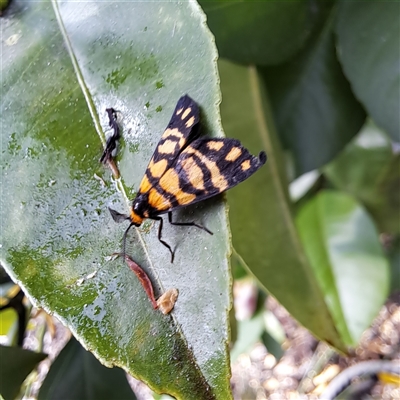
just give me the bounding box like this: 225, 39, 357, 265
1, 0, 399, 399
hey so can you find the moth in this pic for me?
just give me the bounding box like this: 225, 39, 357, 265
109, 95, 267, 262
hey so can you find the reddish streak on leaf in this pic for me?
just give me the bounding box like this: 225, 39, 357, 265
124, 254, 158, 309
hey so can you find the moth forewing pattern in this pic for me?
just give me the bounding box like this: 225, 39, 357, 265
110, 95, 267, 262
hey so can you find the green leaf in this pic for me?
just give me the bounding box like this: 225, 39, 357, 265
324, 120, 400, 235
39, 337, 136, 400
335, 2, 400, 142
1, 1, 231, 398
230, 311, 265, 362
389, 238, 400, 293
219, 58, 347, 352
0, 345, 47, 400
199, 0, 318, 65
264, 310, 286, 347
296, 190, 390, 345
0, 308, 17, 338
231, 248, 249, 281
0, 281, 20, 342
0, 0, 9, 13
262, 6, 366, 174
261, 331, 284, 362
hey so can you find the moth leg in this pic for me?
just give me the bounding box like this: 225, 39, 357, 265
168, 212, 213, 235
154, 216, 175, 263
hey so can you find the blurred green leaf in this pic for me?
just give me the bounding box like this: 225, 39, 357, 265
1, 1, 231, 398
219, 58, 347, 352
261, 331, 284, 362
0, 273, 19, 344
0, 281, 19, 340
324, 120, 400, 234
199, 0, 319, 65
264, 310, 286, 346
0, 345, 47, 400
231, 248, 249, 281
38, 337, 136, 400
0, 0, 9, 14
230, 311, 265, 362
229, 302, 238, 348
0, 309, 17, 343
263, 5, 365, 174
389, 237, 400, 293
296, 190, 390, 345
335, 2, 400, 142
0, 282, 28, 346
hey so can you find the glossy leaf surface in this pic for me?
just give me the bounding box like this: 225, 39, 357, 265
296, 191, 389, 345
199, 0, 316, 65
38, 337, 136, 400
335, 2, 400, 142
219, 59, 347, 352
324, 121, 400, 235
1, 1, 231, 398
0, 345, 47, 400
263, 6, 365, 175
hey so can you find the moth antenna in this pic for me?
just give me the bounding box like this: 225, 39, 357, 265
122, 222, 134, 259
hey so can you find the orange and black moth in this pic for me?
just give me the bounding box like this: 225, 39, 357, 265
109, 95, 267, 262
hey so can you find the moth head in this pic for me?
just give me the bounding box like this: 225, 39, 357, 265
130, 193, 149, 226
129, 209, 143, 227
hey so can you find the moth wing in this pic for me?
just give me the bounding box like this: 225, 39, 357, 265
138, 95, 200, 195
155, 138, 267, 211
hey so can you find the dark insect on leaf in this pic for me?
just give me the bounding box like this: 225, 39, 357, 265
100, 108, 120, 164
110, 95, 267, 262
